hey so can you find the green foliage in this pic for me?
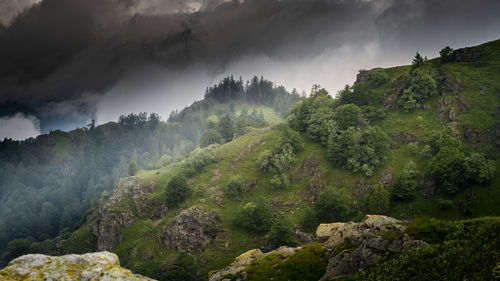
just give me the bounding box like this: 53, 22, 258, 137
226, 175, 245, 200
217, 115, 234, 143
430, 138, 465, 194
391, 161, 419, 200
333, 104, 366, 131
268, 216, 295, 249
328, 126, 388, 176
62, 227, 97, 254
165, 174, 190, 207
464, 152, 496, 184
244, 243, 328, 281
270, 174, 290, 189
368, 184, 390, 214
397, 69, 437, 111
235, 199, 272, 234
440, 46, 455, 63
127, 160, 138, 176
179, 145, 219, 177
411, 51, 424, 68
199, 129, 223, 148
315, 187, 352, 222
159, 253, 202, 281
7, 238, 33, 259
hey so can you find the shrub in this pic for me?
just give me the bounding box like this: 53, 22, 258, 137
226, 175, 245, 200
165, 174, 190, 207
464, 152, 496, 184
159, 253, 202, 281
368, 184, 390, 214
430, 142, 465, 194
179, 144, 219, 177
408, 142, 419, 154
235, 199, 273, 234
397, 69, 437, 111
7, 238, 33, 259
199, 129, 222, 147
391, 161, 419, 200
439, 46, 455, 63
270, 174, 290, 190
268, 216, 295, 249
315, 187, 351, 222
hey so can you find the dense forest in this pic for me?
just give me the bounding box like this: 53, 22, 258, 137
0, 76, 301, 254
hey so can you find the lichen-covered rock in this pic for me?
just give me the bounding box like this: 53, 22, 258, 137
0, 252, 154, 281
318, 215, 426, 280
159, 206, 221, 253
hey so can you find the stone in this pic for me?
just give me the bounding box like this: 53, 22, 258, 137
0, 252, 154, 281
159, 206, 221, 253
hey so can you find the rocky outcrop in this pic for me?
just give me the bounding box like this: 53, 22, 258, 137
440, 72, 464, 96
92, 177, 160, 251
209, 215, 427, 281
159, 206, 222, 253
452, 47, 481, 62
318, 215, 427, 280
0, 252, 154, 281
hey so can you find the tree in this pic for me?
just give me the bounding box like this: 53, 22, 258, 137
333, 104, 366, 131
199, 129, 222, 147
226, 175, 245, 200
7, 238, 33, 259
165, 174, 190, 207
235, 199, 272, 233
268, 217, 295, 249
464, 152, 496, 184
439, 46, 455, 63
127, 160, 138, 176
315, 187, 351, 222
412, 52, 424, 68
392, 161, 419, 200
368, 184, 390, 214
217, 114, 234, 143
430, 141, 465, 194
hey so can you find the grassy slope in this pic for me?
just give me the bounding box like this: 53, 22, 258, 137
67, 39, 500, 279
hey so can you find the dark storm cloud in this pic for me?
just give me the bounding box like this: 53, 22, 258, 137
0, 0, 499, 137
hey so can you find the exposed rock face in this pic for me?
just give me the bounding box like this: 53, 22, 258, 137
452, 47, 481, 62
92, 177, 158, 251
440, 72, 464, 96
0, 252, 154, 281
318, 215, 427, 280
159, 206, 221, 253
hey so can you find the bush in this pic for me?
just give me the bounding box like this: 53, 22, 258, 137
159, 253, 202, 281
315, 187, 351, 222
270, 174, 290, 189
464, 152, 496, 184
397, 69, 437, 111
368, 184, 390, 214
430, 141, 465, 194
391, 161, 419, 200
268, 217, 295, 249
235, 199, 273, 234
7, 238, 33, 259
165, 174, 190, 207
179, 144, 219, 177
199, 129, 222, 147
333, 104, 366, 131
440, 46, 455, 63
226, 175, 245, 200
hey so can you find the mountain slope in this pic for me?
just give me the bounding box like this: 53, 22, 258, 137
11, 39, 500, 280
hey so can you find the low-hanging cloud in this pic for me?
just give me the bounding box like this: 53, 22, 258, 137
0, 113, 40, 140
0, 0, 500, 136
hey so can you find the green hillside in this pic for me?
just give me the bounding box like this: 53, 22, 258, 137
14, 39, 500, 280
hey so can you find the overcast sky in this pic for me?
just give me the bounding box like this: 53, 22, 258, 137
1, 0, 500, 140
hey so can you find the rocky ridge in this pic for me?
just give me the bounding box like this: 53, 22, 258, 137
209, 215, 427, 281
0, 251, 154, 281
